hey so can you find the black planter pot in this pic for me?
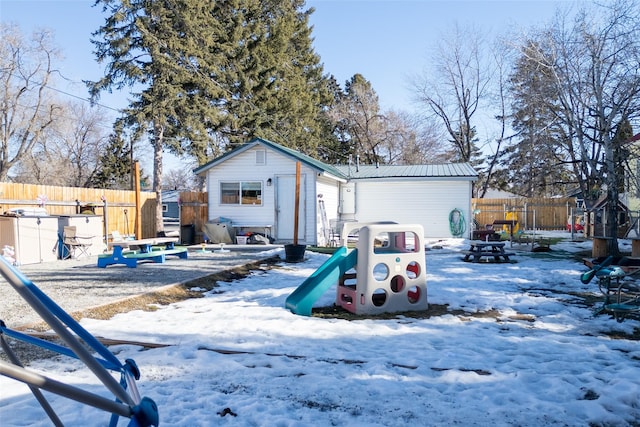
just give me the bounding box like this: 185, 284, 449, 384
284, 244, 306, 263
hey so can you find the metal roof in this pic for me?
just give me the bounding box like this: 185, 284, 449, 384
334, 163, 478, 179
193, 138, 477, 181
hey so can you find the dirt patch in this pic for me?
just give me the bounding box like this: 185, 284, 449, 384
311, 303, 503, 321
2, 258, 281, 365
65, 257, 281, 325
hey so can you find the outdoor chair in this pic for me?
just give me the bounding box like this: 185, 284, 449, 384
63, 226, 93, 259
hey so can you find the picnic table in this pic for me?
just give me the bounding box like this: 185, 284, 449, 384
462, 241, 516, 263
98, 237, 187, 268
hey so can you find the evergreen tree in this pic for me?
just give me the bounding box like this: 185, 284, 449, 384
91, 128, 133, 190
89, 0, 333, 201
499, 40, 570, 197
193, 0, 333, 157
89, 0, 216, 232
448, 124, 482, 166
318, 74, 352, 164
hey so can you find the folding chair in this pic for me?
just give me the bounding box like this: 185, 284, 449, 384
63, 226, 93, 259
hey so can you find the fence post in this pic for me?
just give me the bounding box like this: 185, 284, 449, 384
103, 198, 109, 250
569, 207, 574, 239
134, 162, 142, 239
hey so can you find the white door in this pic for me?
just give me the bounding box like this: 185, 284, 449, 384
276, 174, 306, 242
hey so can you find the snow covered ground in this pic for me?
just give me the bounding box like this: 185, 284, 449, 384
2, 232, 640, 426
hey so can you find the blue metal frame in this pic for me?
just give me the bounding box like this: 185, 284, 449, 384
0, 256, 159, 426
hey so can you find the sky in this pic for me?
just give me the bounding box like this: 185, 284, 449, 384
2, 231, 640, 426
0, 0, 569, 169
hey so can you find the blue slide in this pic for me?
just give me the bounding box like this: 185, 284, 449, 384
286, 246, 358, 316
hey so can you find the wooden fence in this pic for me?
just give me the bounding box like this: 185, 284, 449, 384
178, 191, 208, 243
472, 197, 577, 231
0, 182, 157, 239
178, 193, 577, 243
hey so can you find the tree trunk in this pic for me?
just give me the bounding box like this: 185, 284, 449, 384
605, 189, 620, 256
153, 121, 165, 236
605, 138, 620, 256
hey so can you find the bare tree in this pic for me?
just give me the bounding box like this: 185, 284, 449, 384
55, 102, 110, 187
163, 166, 199, 191
328, 74, 388, 164
380, 110, 448, 164
12, 147, 67, 185
475, 36, 518, 198
12, 101, 111, 186
523, 1, 640, 254
0, 23, 62, 181
412, 23, 491, 166
328, 74, 434, 165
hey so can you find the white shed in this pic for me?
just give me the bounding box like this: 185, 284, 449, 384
193, 138, 345, 245
194, 138, 478, 245
334, 164, 478, 239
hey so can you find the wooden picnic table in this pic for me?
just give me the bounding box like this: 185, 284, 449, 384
99, 237, 187, 268
462, 241, 516, 263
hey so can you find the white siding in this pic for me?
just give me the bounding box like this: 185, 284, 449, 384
205, 146, 320, 244
316, 177, 340, 244
206, 146, 276, 226
353, 179, 472, 238
317, 177, 340, 222
200, 142, 474, 244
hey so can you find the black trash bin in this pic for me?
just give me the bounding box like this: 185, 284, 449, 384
180, 224, 195, 245
284, 244, 306, 263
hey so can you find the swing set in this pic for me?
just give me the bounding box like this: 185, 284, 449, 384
0, 256, 159, 426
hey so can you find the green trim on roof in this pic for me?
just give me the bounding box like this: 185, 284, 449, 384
193, 137, 347, 179
193, 138, 477, 181
256, 138, 346, 178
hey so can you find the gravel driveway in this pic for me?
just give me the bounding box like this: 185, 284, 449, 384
1, 245, 282, 329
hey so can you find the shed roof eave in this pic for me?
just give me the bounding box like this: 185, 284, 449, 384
346, 175, 478, 182
319, 171, 347, 183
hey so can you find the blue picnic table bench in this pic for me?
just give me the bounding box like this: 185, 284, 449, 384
98, 237, 188, 268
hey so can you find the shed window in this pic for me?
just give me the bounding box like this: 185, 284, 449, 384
221, 181, 263, 205
256, 150, 266, 165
